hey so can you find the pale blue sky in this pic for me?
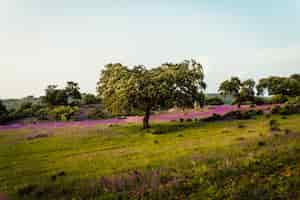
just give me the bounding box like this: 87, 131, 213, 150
1, 0, 300, 98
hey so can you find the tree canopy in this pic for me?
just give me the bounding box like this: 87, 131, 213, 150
256, 74, 300, 97
219, 77, 256, 107
43, 82, 82, 106
97, 59, 206, 128
0, 100, 8, 124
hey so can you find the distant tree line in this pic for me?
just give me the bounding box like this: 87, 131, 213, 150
218, 74, 300, 107
0, 59, 299, 128
0, 82, 101, 124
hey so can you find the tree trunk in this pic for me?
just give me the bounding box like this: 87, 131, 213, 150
143, 107, 150, 129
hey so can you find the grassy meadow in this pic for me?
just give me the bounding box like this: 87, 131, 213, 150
1, 114, 300, 199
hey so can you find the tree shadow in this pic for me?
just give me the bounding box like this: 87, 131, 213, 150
144, 122, 201, 135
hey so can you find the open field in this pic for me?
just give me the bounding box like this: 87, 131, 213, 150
1, 114, 300, 199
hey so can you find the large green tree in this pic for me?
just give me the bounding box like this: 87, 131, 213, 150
239, 79, 256, 103
97, 60, 206, 128
218, 77, 241, 106
219, 77, 255, 107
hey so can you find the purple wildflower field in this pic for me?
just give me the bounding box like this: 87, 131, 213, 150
0, 105, 273, 131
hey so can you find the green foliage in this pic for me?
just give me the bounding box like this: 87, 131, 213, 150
205, 96, 224, 105
81, 93, 99, 105
43, 82, 81, 106
1, 96, 41, 110
219, 77, 256, 106
84, 105, 108, 120
257, 74, 300, 97
269, 94, 288, 104
0, 100, 8, 124
271, 97, 300, 115
43, 85, 68, 106
48, 106, 79, 121
269, 119, 280, 131
253, 96, 269, 105
218, 77, 241, 98
65, 81, 82, 106
97, 60, 206, 128
202, 113, 222, 122
203, 109, 263, 122
224, 109, 263, 120
239, 79, 256, 103
8, 102, 45, 120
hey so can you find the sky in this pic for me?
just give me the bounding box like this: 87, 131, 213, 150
0, 0, 300, 98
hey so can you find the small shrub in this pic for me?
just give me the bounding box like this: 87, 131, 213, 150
284, 129, 291, 135
256, 110, 264, 115
203, 113, 222, 122
269, 94, 288, 104
242, 109, 261, 119
250, 104, 256, 108
271, 105, 281, 114
185, 118, 193, 122
57, 171, 66, 177
258, 141, 266, 146
17, 184, 38, 196
205, 97, 224, 105
221, 129, 230, 133
236, 137, 245, 141
265, 113, 271, 118
223, 110, 242, 120
49, 106, 79, 121
269, 119, 280, 131
238, 123, 246, 128
254, 97, 268, 105
179, 118, 184, 123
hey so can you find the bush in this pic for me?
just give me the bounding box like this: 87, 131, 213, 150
49, 106, 79, 121
205, 97, 224, 105
86, 108, 106, 119
8, 102, 48, 121
254, 97, 269, 105
35, 107, 50, 120
222, 109, 263, 120
271, 105, 281, 114
81, 93, 99, 105
269, 119, 280, 131
203, 109, 263, 122
203, 113, 222, 122
271, 97, 300, 115
238, 123, 246, 128
269, 95, 288, 104
223, 110, 243, 120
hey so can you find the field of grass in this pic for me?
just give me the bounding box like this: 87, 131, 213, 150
1, 114, 300, 199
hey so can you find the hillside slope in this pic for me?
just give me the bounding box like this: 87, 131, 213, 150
0, 114, 300, 199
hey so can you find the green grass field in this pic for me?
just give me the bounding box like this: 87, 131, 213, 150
1, 115, 300, 199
